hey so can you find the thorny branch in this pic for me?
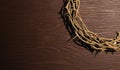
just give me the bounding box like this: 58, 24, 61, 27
60, 0, 120, 55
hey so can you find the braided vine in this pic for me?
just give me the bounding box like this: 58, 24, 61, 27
60, 0, 120, 54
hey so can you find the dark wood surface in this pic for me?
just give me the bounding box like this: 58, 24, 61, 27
1, 0, 120, 70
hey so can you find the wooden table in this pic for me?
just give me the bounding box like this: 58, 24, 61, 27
1, 0, 120, 70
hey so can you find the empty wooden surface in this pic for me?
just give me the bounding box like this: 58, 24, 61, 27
1, 0, 120, 70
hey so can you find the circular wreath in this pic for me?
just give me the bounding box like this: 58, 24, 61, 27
60, 0, 120, 55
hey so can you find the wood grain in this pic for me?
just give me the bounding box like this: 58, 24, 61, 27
1, 0, 120, 70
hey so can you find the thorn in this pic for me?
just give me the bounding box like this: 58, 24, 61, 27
94, 50, 100, 56
66, 36, 77, 42
72, 36, 77, 40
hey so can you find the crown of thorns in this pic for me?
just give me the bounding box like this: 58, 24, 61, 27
60, 0, 120, 55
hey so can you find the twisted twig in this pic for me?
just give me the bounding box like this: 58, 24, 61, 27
60, 0, 120, 54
